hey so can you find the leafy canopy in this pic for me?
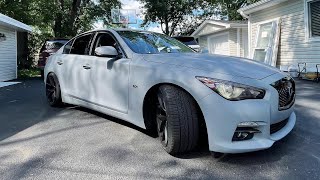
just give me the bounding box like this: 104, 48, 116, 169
140, 0, 259, 36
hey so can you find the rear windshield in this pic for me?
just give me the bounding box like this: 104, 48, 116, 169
173, 37, 198, 46
41, 40, 68, 52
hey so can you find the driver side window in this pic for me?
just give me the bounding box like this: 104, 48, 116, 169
92, 33, 122, 56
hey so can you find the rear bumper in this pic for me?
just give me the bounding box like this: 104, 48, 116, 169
38, 59, 46, 70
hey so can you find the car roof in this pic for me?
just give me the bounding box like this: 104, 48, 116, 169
78, 28, 159, 36
172, 36, 195, 38
46, 38, 69, 42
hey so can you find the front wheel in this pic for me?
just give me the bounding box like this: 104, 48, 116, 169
156, 85, 199, 155
46, 73, 62, 107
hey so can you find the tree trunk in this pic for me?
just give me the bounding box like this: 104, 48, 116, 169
53, 0, 65, 37
69, 0, 82, 35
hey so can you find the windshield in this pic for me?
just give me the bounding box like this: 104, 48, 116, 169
173, 37, 198, 46
117, 31, 195, 54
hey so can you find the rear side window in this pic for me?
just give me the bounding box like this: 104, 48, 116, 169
63, 40, 74, 54
70, 34, 92, 55
40, 40, 68, 52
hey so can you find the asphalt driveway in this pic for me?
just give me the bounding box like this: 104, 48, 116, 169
0, 78, 319, 180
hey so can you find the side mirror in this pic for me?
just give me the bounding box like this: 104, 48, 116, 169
95, 46, 119, 58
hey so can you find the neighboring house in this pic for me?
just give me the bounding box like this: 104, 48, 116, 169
238, 0, 320, 72
0, 13, 32, 81
192, 20, 248, 58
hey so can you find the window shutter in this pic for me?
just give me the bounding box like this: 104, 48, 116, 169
310, 1, 320, 37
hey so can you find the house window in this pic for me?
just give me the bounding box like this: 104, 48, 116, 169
306, 0, 320, 39
252, 19, 280, 67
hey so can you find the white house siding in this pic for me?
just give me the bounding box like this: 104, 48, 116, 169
228, 29, 238, 56
250, 0, 320, 69
207, 32, 230, 55
0, 26, 17, 81
241, 28, 249, 58
197, 24, 225, 36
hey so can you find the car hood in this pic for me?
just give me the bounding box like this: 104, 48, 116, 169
143, 53, 281, 80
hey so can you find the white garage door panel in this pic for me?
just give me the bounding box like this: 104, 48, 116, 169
0, 26, 17, 81
208, 32, 229, 56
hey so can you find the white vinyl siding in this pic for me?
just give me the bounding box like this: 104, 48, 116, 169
0, 26, 17, 81
228, 29, 238, 56
198, 28, 247, 57
208, 32, 230, 56
196, 24, 225, 36
249, 0, 320, 69
241, 28, 249, 58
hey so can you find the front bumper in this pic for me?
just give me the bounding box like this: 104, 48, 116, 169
198, 77, 296, 153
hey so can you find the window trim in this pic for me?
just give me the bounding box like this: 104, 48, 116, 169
69, 32, 94, 56
90, 31, 128, 58
62, 38, 75, 54
304, 0, 320, 42
252, 18, 280, 67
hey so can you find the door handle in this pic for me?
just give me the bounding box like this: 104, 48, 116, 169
57, 60, 63, 65
83, 65, 91, 70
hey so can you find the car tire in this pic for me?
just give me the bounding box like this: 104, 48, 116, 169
156, 85, 199, 155
46, 73, 62, 107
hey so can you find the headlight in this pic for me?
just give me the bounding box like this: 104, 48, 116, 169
196, 76, 265, 101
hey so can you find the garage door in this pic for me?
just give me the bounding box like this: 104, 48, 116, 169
0, 26, 17, 81
208, 32, 229, 56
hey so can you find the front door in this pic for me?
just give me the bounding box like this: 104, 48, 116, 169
89, 32, 130, 113
61, 33, 94, 101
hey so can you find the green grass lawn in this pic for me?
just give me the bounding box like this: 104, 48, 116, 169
18, 68, 41, 79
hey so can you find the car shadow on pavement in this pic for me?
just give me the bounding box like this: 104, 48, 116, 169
0, 78, 65, 141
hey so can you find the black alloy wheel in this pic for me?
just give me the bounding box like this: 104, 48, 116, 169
156, 91, 169, 147
46, 73, 62, 107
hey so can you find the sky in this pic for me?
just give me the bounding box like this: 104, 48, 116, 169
94, 0, 163, 33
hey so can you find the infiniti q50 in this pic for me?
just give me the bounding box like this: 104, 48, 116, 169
44, 29, 296, 155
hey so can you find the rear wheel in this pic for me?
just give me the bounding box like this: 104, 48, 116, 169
156, 85, 199, 155
46, 73, 62, 107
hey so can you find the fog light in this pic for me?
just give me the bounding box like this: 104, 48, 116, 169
233, 132, 253, 141
236, 132, 248, 138
232, 127, 260, 141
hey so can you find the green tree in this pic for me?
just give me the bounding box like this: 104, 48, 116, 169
140, 0, 214, 36
0, 0, 121, 37
208, 0, 259, 20
42, 0, 121, 37
0, 0, 120, 69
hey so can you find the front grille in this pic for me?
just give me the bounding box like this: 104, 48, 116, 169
271, 77, 295, 110
270, 118, 288, 134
